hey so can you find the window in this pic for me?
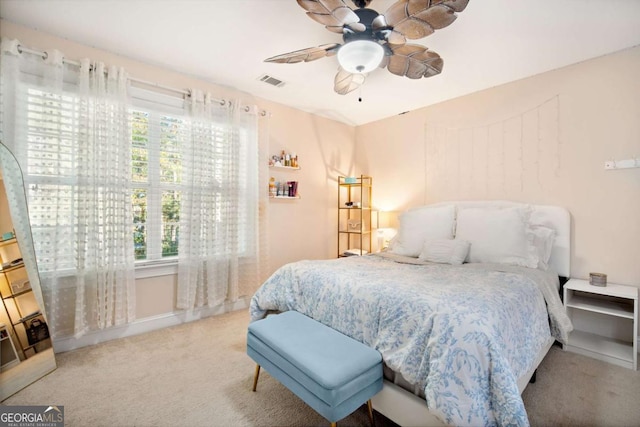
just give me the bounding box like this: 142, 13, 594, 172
4, 51, 263, 325
21, 86, 188, 269
23, 87, 79, 272
131, 109, 184, 261
16, 82, 255, 273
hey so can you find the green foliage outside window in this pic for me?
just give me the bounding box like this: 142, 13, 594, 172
162, 190, 180, 257
132, 188, 147, 260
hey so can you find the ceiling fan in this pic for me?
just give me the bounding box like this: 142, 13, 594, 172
265, 0, 470, 95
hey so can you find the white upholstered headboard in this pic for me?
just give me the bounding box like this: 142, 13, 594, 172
427, 200, 571, 277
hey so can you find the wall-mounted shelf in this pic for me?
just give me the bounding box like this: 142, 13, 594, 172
269, 195, 301, 200
269, 165, 301, 171
269, 158, 300, 200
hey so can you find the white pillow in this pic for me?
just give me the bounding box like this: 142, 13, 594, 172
418, 239, 471, 265
455, 206, 537, 268
390, 205, 456, 257
531, 226, 556, 270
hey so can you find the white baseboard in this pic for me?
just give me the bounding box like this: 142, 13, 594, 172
52, 297, 250, 353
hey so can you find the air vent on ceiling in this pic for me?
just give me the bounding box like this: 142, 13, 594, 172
258, 74, 285, 88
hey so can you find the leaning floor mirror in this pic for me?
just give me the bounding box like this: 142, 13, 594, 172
0, 141, 56, 400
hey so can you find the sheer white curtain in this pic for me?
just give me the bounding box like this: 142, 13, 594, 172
177, 91, 265, 309
0, 38, 136, 337
73, 60, 136, 334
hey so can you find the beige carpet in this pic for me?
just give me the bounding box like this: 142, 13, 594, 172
3, 309, 640, 426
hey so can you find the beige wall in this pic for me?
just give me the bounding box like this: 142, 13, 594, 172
356, 46, 640, 286
0, 20, 354, 328
263, 101, 355, 270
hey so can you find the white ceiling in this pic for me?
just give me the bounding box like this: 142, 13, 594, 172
1, 0, 640, 126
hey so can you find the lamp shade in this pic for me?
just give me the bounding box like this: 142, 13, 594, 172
337, 40, 384, 74
377, 211, 399, 229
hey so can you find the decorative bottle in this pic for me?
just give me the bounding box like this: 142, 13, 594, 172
269, 177, 276, 197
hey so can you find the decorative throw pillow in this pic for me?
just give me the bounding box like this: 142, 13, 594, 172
390, 205, 456, 257
455, 206, 538, 268
418, 239, 471, 265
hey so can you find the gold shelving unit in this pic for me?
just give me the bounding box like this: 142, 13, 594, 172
337, 175, 372, 257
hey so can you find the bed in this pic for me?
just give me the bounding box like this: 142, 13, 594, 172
250, 200, 573, 426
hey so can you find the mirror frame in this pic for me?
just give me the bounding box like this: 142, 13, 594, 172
0, 141, 56, 401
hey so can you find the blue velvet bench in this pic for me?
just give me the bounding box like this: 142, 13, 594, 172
247, 310, 383, 426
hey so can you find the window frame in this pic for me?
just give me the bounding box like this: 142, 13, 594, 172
129, 86, 188, 268
15, 82, 254, 280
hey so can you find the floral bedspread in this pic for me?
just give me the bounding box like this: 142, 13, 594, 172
249, 254, 572, 427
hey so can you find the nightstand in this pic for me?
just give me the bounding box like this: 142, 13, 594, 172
563, 278, 638, 370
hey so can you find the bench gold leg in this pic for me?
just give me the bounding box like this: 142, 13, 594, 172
252, 364, 261, 392
367, 399, 374, 426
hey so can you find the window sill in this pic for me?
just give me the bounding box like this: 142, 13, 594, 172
41, 257, 252, 282
39, 260, 178, 284
134, 259, 178, 279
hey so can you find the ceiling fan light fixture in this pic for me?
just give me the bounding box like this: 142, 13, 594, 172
337, 40, 384, 74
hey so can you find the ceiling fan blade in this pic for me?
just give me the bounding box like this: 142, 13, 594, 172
327, 22, 366, 34
412, 5, 457, 30
298, 0, 349, 13
334, 67, 365, 95
387, 44, 443, 79
383, 0, 467, 40
435, 0, 470, 13
326, 26, 344, 33
298, 0, 361, 32
379, 55, 390, 69
372, 14, 406, 45
346, 22, 367, 32
371, 14, 388, 31
386, 30, 407, 45
265, 43, 341, 64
